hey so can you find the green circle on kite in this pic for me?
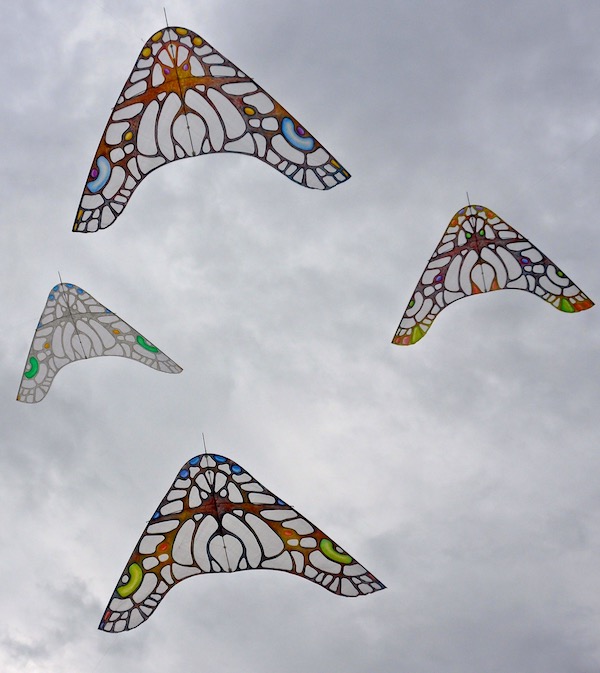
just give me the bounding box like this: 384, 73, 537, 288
24, 356, 39, 379
320, 538, 352, 565
117, 563, 143, 597
136, 335, 159, 352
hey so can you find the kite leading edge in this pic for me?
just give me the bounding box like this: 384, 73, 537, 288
393, 205, 594, 345
100, 453, 385, 632
17, 283, 182, 403
74, 26, 350, 233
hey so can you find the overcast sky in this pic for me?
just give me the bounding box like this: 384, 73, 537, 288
2, 1, 600, 672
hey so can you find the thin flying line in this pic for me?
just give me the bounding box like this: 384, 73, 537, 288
58, 272, 87, 359
165, 25, 197, 157
163, 7, 169, 25
202, 435, 233, 572
205, 459, 234, 573
463, 197, 490, 293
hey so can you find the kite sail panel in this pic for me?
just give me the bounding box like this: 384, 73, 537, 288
100, 453, 385, 632
393, 205, 594, 345
74, 26, 350, 233
17, 283, 182, 403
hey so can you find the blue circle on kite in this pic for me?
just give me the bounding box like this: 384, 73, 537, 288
189, 456, 200, 466
214, 455, 227, 463
231, 465, 242, 474
87, 156, 112, 193
281, 117, 315, 151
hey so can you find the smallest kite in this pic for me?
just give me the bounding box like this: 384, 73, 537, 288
17, 283, 182, 403
393, 205, 593, 345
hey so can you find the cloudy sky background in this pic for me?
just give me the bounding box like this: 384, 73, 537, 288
2, 1, 600, 671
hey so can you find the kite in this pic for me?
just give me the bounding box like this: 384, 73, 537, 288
100, 452, 385, 632
74, 26, 350, 232
17, 283, 182, 403
393, 204, 594, 345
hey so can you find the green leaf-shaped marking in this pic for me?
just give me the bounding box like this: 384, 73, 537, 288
136, 335, 159, 352
117, 563, 143, 597
24, 356, 39, 379
320, 538, 352, 565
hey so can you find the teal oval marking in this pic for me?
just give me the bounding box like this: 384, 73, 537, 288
117, 562, 143, 597
136, 335, 159, 353
24, 356, 39, 379
320, 538, 352, 565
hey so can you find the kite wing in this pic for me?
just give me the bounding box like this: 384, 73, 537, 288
17, 283, 182, 403
74, 26, 350, 233
393, 205, 594, 345
100, 453, 385, 632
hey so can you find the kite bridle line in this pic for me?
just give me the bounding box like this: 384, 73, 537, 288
58, 272, 88, 360
465, 191, 490, 293
202, 433, 234, 573
162, 10, 198, 158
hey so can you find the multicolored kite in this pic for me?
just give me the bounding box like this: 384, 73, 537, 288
74, 26, 350, 232
393, 205, 593, 345
17, 283, 181, 403
100, 453, 385, 632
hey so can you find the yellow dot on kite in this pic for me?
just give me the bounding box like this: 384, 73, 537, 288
151, 31, 163, 42
124, 131, 133, 141
193, 36, 203, 46
244, 107, 255, 116
142, 47, 152, 57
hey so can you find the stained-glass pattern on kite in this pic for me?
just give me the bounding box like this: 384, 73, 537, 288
393, 205, 594, 345
100, 453, 385, 632
74, 26, 350, 232
17, 283, 182, 403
